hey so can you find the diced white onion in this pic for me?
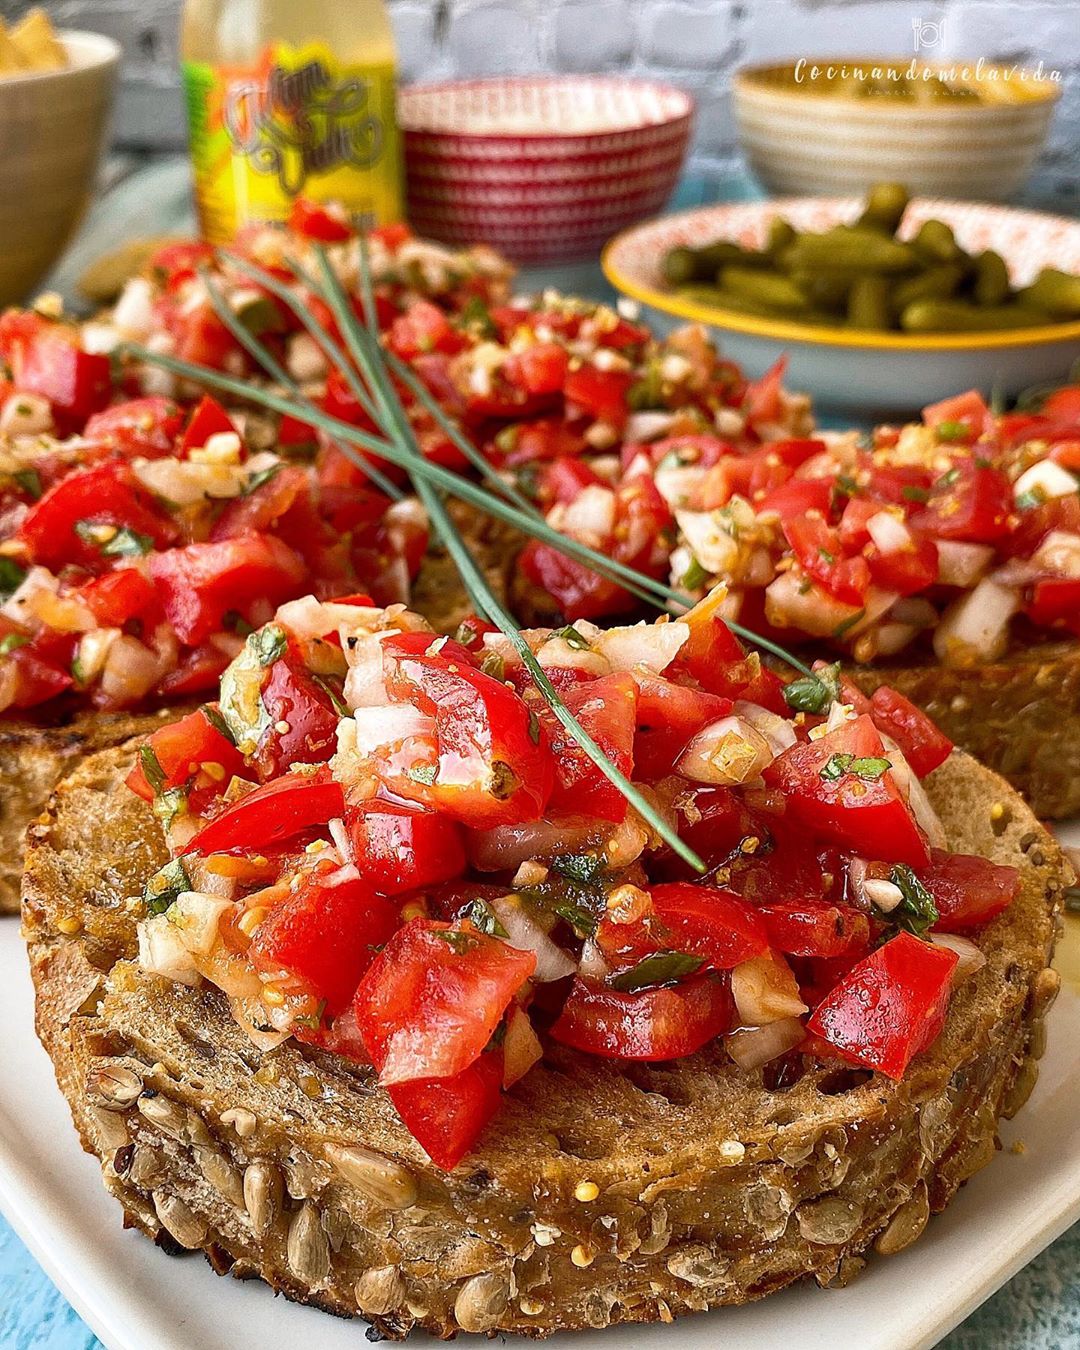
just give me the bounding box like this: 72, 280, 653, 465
676, 508, 739, 575
764, 571, 861, 638
286, 331, 328, 383
99, 635, 168, 703
931, 932, 987, 985
734, 699, 797, 756
1032, 529, 1080, 580
866, 510, 912, 556
863, 877, 904, 912
561, 485, 617, 543
276, 595, 380, 641
935, 540, 995, 588
726, 1015, 805, 1070
933, 578, 1019, 668
596, 620, 689, 674
502, 1006, 543, 1087
138, 914, 201, 986
112, 277, 155, 340
677, 715, 774, 786
489, 896, 576, 982
343, 632, 390, 709
0, 392, 53, 437
75, 628, 121, 685
328, 817, 353, 862
578, 938, 611, 981
625, 411, 676, 442
348, 704, 436, 756
732, 956, 808, 1026
1013, 459, 1078, 502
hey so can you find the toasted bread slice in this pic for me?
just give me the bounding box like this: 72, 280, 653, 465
22, 743, 1068, 1337
0, 708, 180, 914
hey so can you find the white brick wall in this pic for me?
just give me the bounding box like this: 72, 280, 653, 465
6, 0, 1078, 204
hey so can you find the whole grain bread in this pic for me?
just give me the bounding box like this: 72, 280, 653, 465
21, 743, 1068, 1337
0, 707, 180, 915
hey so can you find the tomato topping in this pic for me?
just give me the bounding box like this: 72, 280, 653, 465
550, 975, 734, 1060
764, 714, 929, 866
757, 899, 870, 959
544, 672, 637, 823
387, 1051, 504, 1171
353, 920, 536, 1085
184, 769, 344, 855
250, 868, 398, 1015
909, 459, 1013, 543
563, 363, 633, 429
597, 882, 769, 971
179, 395, 241, 457
783, 513, 871, 605
344, 800, 467, 895
1027, 577, 1080, 634
287, 198, 353, 242
252, 654, 342, 780
806, 932, 958, 1079
149, 534, 306, 645
0, 315, 111, 433
83, 398, 185, 458
867, 686, 953, 777
126, 708, 245, 807
915, 848, 1020, 931
922, 389, 994, 441
77, 568, 161, 628
18, 460, 176, 571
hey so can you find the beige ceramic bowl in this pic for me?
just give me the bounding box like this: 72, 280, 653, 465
734, 58, 1060, 202
0, 31, 120, 307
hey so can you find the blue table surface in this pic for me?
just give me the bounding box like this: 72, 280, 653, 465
3, 158, 1080, 1349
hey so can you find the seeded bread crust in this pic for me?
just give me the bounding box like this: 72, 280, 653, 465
0, 707, 182, 915
21, 742, 1068, 1337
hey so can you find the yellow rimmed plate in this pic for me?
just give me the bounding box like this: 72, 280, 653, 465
602, 197, 1080, 419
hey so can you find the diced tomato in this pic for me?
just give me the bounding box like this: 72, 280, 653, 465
783, 513, 870, 605
676, 600, 786, 713
157, 643, 232, 698
757, 899, 870, 959
1004, 493, 1080, 560
922, 389, 994, 441
147, 240, 215, 289
387, 1051, 504, 1171
537, 456, 603, 507
344, 800, 467, 895
125, 707, 245, 808
83, 398, 185, 458
597, 882, 769, 971
353, 919, 536, 1084
18, 460, 176, 571
543, 672, 637, 823
806, 932, 957, 1079
183, 769, 344, 855
2, 317, 111, 433
369, 221, 412, 253
173, 302, 242, 370
505, 342, 568, 397
387, 300, 466, 361
764, 714, 929, 866
77, 568, 160, 628
250, 869, 398, 1015
563, 363, 633, 430
252, 654, 341, 780
211, 465, 307, 541
498, 419, 586, 467
909, 459, 1013, 543
550, 975, 734, 1060
1040, 386, 1080, 423
865, 532, 939, 597
868, 686, 953, 777
179, 395, 240, 456
287, 198, 353, 242
838, 496, 881, 551
757, 475, 832, 521
916, 848, 1020, 931
149, 534, 306, 645
1027, 577, 1080, 634
381, 643, 554, 828
743, 356, 788, 427
0, 633, 73, 709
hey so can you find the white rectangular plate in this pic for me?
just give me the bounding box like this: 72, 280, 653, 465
2, 840, 1079, 1350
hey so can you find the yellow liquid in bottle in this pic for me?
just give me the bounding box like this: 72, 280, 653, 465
181, 0, 403, 242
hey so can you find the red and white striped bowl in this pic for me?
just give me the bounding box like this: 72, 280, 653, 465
399, 77, 694, 266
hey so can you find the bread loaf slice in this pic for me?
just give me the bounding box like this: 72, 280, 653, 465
22, 743, 1068, 1337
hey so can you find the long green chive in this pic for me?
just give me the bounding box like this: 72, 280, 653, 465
326, 246, 706, 873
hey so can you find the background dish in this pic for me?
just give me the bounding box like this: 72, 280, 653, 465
604, 197, 1080, 419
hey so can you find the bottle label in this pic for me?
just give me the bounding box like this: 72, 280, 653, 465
183, 42, 402, 243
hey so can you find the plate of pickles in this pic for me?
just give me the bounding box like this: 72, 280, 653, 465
602, 184, 1080, 417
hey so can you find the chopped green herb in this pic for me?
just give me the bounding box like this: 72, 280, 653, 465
783, 662, 840, 715
223, 610, 255, 637
832, 609, 865, 639
935, 420, 970, 443
406, 762, 438, 786
681, 556, 710, 591
974, 456, 993, 469
153, 787, 188, 831
488, 759, 519, 800
818, 547, 835, 564
312, 673, 348, 716
459, 296, 496, 339
610, 951, 703, 992
479, 649, 506, 681
74, 521, 155, 557
242, 462, 282, 496
553, 624, 591, 651
293, 998, 329, 1031
552, 900, 599, 938
901, 485, 930, 503
935, 467, 960, 489
551, 852, 606, 885
0, 632, 29, 656
12, 468, 42, 499
143, 858, 191, 916
0, 556, 25, 600
139, 744, 167, 795
832, 473, 858, 501
527, 709, 541, 746
846, 755, 890, 780
201, 704, 237, 746
820, 752, 852, 782
435, 929, 482, 955
1015, 488, 1044, 511
468, 898, 508, 938
235, 294, 286, 337
249, 624, 287, 667
888, 864, 939, 937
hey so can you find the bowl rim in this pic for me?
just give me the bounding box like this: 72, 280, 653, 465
0, 30, 121, 85
602, 198, 1080, 352
399, 74, 695, 141
734, 57, 1062, 109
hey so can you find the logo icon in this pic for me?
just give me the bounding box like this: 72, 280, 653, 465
912, 16, 946, 51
